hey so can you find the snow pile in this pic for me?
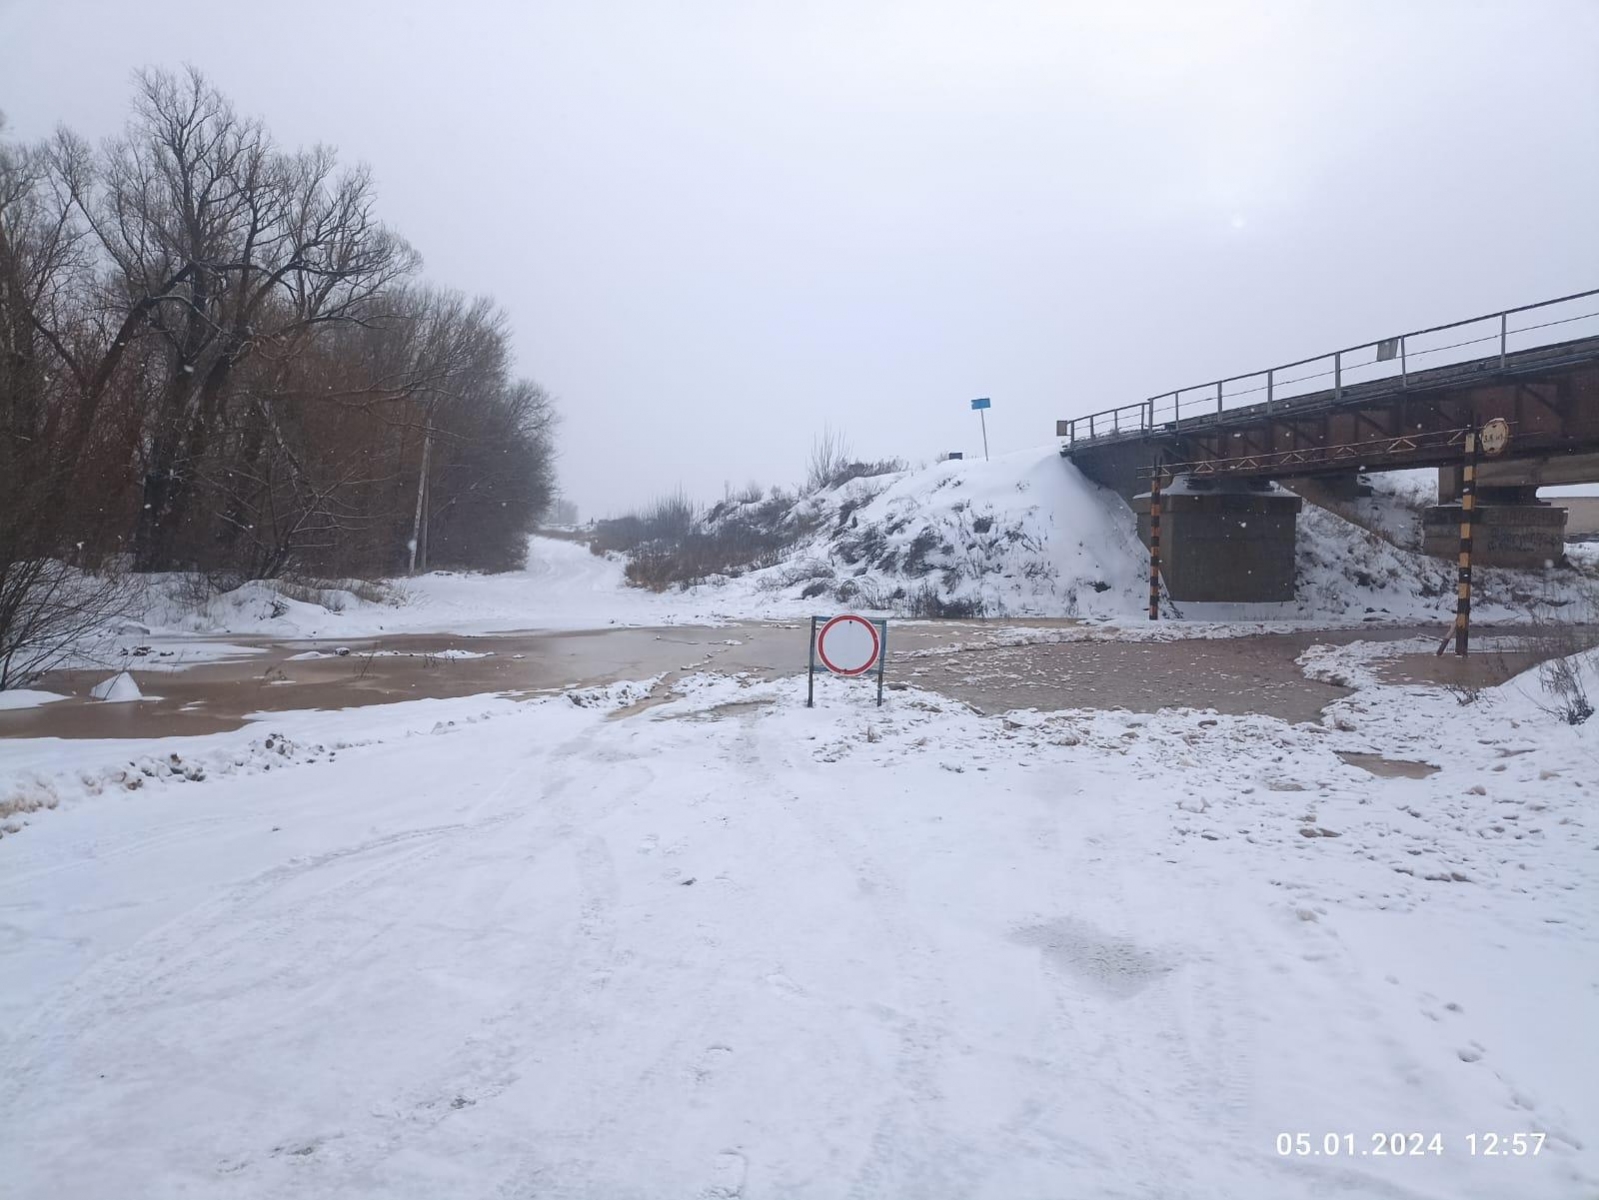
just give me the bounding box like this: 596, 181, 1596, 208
684, 447, 1594, 626
720, 448, 1146, 618
89, 672, 144, 703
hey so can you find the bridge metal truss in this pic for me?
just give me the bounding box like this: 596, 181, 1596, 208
1152, 426, 1480, 480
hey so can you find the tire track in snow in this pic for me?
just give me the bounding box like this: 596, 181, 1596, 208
284, 726, 643, 1193
0, 718, 606, 1123
719, 712, 973, 1199
509, 714, 772, 1199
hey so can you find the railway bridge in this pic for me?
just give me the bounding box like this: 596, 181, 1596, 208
1059, 289, 1599, 603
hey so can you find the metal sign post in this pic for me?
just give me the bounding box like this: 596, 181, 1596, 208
807, 615, 818, 706
970, 397, 991, 460
876, 620, 887, 705
807, 614, 888, 707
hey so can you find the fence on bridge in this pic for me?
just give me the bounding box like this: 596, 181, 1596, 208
1059, 288, 1599, 446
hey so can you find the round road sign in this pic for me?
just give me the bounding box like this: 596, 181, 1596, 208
1479, 417, 1511, 457
816, 614, 881, 676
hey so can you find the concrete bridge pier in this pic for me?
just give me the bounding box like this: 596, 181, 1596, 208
1425, 469, 1567, 567
1133, 476, 1303, 602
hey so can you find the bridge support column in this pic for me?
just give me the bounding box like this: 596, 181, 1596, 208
1133, 477, 1302, 603
1423, 488, 1567, 568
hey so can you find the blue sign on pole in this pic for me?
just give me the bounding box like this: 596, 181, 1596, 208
969, 398, 992, 460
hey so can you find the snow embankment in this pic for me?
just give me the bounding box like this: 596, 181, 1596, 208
691, 446, 1594, 626
1288, 467, 1436, 551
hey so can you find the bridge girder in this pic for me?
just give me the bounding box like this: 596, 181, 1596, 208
1065, 338, 1599, 496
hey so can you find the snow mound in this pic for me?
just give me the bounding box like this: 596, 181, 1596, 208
701, 447, 1145, 619
90, 672, 144, 703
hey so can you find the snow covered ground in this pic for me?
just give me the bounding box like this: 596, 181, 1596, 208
127, 538, 728, 641
1, 645, 1595, 1198
0, 689, 64, 711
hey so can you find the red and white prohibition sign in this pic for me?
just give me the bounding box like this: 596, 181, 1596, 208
815, 614, 881, 676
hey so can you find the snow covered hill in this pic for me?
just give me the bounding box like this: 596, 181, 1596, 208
712, 448, 1147, 619
668, 447, 1595, 626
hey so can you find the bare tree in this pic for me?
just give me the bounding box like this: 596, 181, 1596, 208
0, 76, 562, 687
0, 120, 138, 685
44, 67, 418, 567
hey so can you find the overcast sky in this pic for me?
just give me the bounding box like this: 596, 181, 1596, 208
3, 1, 1596, 516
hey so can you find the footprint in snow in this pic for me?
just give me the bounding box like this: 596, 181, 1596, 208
689, 1044, 734, 1086
702, 1149, 748, 1198
765, 971, 806, 998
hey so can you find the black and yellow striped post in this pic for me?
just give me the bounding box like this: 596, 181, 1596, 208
1454, 430, 1478, 656
1148, 463, 1163, 621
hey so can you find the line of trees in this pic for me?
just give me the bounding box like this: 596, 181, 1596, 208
1, 68, 555, 682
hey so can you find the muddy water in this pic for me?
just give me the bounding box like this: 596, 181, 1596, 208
903, 629, 1355, 724
1377, 646, 1597, 690
0, 626, 803, 740
869, 624, 1595, 724
2, 620, 1588, 741
1336, 752, 1441, 779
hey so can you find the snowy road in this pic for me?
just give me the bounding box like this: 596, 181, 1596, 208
1, 663, 1594, 1198
131, 536, 764, 641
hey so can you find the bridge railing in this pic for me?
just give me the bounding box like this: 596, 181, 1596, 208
1059, 288, 1599, 446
